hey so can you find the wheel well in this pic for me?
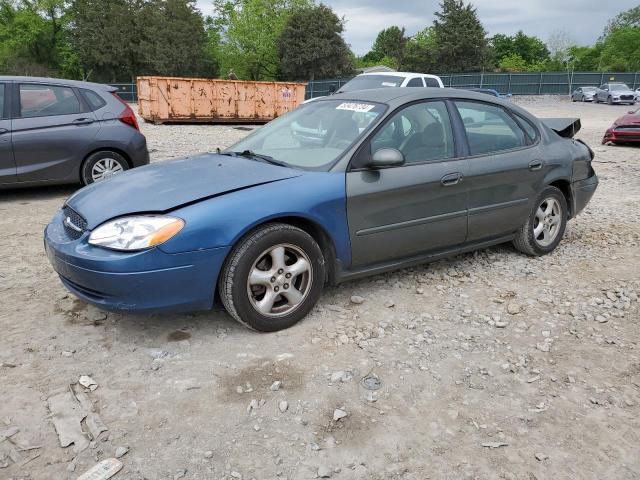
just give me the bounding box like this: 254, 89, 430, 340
82, 147, 133, 172
549, 179, 572, 216
244, 216, 338, 285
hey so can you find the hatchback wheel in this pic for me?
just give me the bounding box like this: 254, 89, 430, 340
82, 151, 128, 185
513, 186, 567, 256
219, 223, 325, 332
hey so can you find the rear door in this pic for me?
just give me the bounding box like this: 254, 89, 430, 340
453, 100, 544, 241
12, 82, 99, 183
0, 82, 16, 184
346, 100, 469, 267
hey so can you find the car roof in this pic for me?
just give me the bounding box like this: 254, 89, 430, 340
359, 72, 440, 79
0, 76, 116, 91
320, 87, 509, 107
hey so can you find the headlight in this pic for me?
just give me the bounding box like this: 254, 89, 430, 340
88, 215, 185, 251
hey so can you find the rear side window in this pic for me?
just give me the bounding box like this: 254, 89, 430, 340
19, 84, 81, 118
424, 77, 440, 87
514, 113, 538, 142
0, 84, 5, 119
81, 89, 107, 110
406, 78, 424, 87
455, 101, 527, 155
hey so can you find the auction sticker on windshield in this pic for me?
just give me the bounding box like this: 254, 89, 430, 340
336, 102, 376, 112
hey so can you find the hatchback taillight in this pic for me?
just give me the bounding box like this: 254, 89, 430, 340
111, 92, 140, 131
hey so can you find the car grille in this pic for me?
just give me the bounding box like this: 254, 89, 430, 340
62, 206, 87, 240
620, 95, 634, 100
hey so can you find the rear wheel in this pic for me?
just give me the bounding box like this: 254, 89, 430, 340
513, 186, 567, 256
218, 223, 325, 332
81, 151, 128, 185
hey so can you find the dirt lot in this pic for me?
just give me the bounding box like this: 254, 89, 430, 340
1, 97, 639, 480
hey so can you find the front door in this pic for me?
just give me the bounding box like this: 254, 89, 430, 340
452, 100, 545, 241
0, 83, 16, 185
12, 82, 98, 183
346, 100, 469, 267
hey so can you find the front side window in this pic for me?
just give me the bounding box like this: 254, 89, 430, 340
455, 101, 527, 155
227, 100, 386, 170
19, 84, 81, 118
370, 101, 455, 163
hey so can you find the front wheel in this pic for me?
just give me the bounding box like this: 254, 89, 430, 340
81, 151, 128, 185
513, 186, 567, 256
218, 223, 325, 332
607, 96, 613, 105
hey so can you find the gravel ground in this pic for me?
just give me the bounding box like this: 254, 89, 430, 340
1, 96, 639, 480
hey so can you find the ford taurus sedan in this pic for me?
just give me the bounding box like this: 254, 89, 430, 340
0, 76, 148, 188
45, 89, 598, 331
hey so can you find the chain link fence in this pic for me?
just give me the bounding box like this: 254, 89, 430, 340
305, 72, 640, 99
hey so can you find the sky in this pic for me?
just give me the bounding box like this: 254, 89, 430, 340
196, 0, 638, 55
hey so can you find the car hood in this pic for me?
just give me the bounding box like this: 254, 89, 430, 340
66, 153, 303, 229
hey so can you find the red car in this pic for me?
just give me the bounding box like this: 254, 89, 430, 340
602, 108, 640, 145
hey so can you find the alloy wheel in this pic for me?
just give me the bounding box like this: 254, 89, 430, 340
246, 243, 313, 317
533, 197, 562, 247
91, 158, 125, 182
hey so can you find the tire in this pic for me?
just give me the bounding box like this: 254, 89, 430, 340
581, 95, 586, 102
571, 96, 576, 102
218, 223, 325, 332
81, 151, 128, 185
593, 96, 599, 103
607, 96, 613, 105
513, 186, 568, 256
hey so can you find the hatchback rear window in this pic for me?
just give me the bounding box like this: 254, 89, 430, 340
19, 84, 81, 118
81, 89, 107, 110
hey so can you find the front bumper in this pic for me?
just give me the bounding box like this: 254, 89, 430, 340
570, 174, 598, 217
45, 210, 229, 313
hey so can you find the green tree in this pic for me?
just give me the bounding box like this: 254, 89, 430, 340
603, 5, 640, 36
489, 31, 549, 70
367, 26, 407, 69
402, 27, 436, 72
498, 53, 528, 72
214, 0, 310, 80
70, 0, 212, 81
567, 44, 603, 71
277, 4, 353, 80
432, 0, 488, 72
599, 26, 640, 71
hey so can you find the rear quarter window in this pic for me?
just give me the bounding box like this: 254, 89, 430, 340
424, 77, 440, 87
81, 89, 107, 110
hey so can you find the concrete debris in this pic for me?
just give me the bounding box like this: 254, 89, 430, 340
77, 458, 123, 480
333, 409, 348, 421
79, 375, 99, 391
115, 446, 129, 458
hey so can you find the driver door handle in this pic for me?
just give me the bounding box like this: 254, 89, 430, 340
441, 172, 463, 186
528, 160, 543, 171
72, 118, 94, 125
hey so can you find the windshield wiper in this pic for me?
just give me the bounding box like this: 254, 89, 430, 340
227, 150, 290, 168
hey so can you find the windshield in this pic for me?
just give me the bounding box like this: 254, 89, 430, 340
338, 75, 406, 93
610, 83, 630, 91
226, 100, 386, 170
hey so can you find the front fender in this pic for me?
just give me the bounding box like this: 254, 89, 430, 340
158, 171, 351, 266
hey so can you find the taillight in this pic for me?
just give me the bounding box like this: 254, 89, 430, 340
111, 92, 140, 131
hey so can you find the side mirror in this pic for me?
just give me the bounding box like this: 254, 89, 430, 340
369, 148, 405, 168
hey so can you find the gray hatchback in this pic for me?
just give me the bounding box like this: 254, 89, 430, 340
0, 76, 149, 188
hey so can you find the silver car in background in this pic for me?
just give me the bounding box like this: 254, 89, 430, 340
593, 83, 637, 105
0, 76, 149, 189
571, 86, 597, 102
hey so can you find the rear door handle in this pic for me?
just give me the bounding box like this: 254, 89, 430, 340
72, 118, 94, 125
528, 160, 543, 171
441, 172, 463, 186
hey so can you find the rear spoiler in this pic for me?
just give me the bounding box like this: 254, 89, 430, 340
541, 118, 581, 138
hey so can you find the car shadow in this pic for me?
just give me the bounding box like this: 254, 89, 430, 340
0, 184, 79, 202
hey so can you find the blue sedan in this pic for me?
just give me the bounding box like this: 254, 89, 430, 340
45, 88, 598, 331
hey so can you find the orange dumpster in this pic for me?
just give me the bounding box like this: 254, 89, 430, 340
136, 76, 306, 124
